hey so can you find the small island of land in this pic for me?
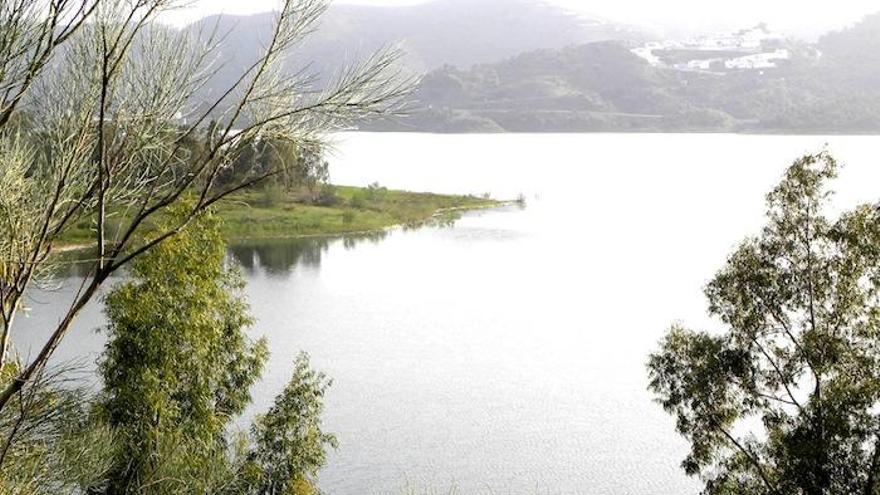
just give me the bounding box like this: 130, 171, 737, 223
59, 184, 502, 248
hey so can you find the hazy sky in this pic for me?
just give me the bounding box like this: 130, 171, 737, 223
164, 0, 878, 36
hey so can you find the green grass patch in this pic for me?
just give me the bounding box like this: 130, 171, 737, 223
60, 185, 500, 246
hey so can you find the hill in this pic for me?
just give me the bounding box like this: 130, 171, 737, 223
188, 0, 644, 103
366, 13, 880, 133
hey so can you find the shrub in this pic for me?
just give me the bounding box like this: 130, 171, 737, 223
365, 182, 388, 202
313, 184, 341, 207
350, 191, 367, 209
259, 184, 287, 208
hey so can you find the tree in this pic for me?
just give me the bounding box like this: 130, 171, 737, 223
648, 152, 880, 495
99, 207, 268, 493
96, 209, 337, 495
238, 353, 337, 495
219, 138, 330, 197
0, 0, 411, 417
261, 140, 330, 195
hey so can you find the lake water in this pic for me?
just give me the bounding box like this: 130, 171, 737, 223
14, 133, 880, 494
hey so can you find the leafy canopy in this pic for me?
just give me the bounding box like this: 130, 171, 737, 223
98, 207, 336, 495
240, 353, 337, 495
649, 152, 880, 495
99, 207, 268, 492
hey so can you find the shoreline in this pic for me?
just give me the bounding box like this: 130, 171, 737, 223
225, 201, 517, 243
348, 129, 880, 137
55, 187, 511, 252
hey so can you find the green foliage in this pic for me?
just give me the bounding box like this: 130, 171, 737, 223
350, 182, 389, 210
0, 363, 117, 495
99, 207, 268, 493
288, 146, 330, 194
313, 184, 341, 208
349, 192, 366, 209
220, 139, 330, 195
341, 210, 356, 225
365, 182, 389, 202
261, 184, 288, 208
212, 186, 494, 239
60, 186, 497, 246
93, 207, 339, 495
237, 353, 337, 495
648, 152, 880, 494
370, 21, 880, 134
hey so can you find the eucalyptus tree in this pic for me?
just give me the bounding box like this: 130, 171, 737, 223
239, 353, 336, 495
648, 152, 880, 495
99, 208, 268, 493
0, 0, 411, 414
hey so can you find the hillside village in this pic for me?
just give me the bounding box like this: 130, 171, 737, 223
631, 24, 796, 72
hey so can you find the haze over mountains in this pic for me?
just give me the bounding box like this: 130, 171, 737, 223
189, 0, 880, 133
190, 0, 642, 84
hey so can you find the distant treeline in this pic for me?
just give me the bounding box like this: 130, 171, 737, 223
365, 14, 880, 134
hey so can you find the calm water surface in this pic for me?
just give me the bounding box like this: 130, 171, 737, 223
15, 133, 880, 495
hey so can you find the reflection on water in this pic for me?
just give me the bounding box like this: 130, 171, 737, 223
226, 209, 467, 277
51, 205, 466, 280
229, 231, 390, 276
230, 238, 330, 274
49, 248, 102, 279
52, 228, 401, 281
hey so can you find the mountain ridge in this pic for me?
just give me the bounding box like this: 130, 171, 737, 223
188, 0, 646, 76
363, 13, 880, 134
182, 2, 880, 134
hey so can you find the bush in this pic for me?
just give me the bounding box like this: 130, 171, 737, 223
350, 182, 388, 209
365, 182, 388, 202
313, 184, 340, 207
259, 184, 286, 208
350, 191, 367, 209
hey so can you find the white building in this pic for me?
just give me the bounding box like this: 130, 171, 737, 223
631, 24, 790, 73
725, 49, 791, 70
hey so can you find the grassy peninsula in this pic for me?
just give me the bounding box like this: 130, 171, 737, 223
61, 184, 500, 246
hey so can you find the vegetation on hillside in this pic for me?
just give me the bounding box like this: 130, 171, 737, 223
53, 118, 498, 246
370, 15, 880, 133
